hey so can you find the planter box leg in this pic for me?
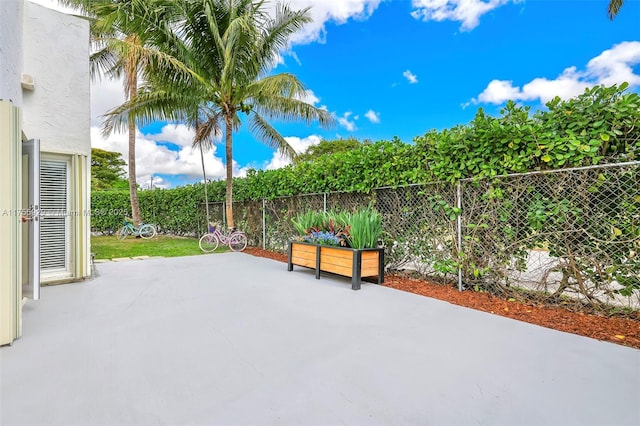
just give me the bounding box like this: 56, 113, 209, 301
315, 245, 320, 279
352, 250, 362, 290
287, 242, 293, 272
378, 249, 384, 284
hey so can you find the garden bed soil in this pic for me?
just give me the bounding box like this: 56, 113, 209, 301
244, 247, 640, 349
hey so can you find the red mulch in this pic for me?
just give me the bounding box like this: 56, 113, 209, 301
244, 247, 640, 349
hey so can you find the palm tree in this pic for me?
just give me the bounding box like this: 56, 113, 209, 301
59, 0, 178, 226
608, 0, 624, 19
105, 0, 334, 228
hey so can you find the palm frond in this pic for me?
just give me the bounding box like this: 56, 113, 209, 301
194, 112, 223, 151
102, 89, 193, 135
248, 113, 296, 159
608, 0, 624, 19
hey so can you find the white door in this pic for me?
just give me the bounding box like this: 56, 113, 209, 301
22, 139, 40, 300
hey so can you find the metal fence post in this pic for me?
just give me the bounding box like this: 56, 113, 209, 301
262, 198, 266, 250
323, 193, 327, 213
457, 180, 463, 292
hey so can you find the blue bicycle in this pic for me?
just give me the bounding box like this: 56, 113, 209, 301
116, 220, 157, 240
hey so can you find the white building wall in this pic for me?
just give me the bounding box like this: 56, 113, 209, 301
0, 0, 23, 106
22, 1, 90, 155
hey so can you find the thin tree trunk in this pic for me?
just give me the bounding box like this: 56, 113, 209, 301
200, 142, 210, 225
128, 69, 141, 226
224, 114, 234, 229
128, 114, 141, 226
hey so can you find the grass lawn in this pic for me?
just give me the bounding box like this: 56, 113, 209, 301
91, 235, 228, 260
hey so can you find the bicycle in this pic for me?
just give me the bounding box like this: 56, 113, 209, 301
116, 220, 157, 240
199, 224, 248, 252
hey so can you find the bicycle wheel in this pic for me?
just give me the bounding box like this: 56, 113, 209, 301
139, 224, 157, 239
199, 233, 219, 252
116, 226, 129, 240
228, 233, 248, 252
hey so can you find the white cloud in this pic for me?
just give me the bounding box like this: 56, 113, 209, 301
365, 109, 380, 123
472, 41, 640, 105
474, 79, 525, 104
286, 0, 382, 45
91, 77, 126, 127
411, 0, 513, 31
337, 112, 357, 132
403, 70, 419, 84
145, 123, 198, 148
294, 89, 321, 106
141, 175, 170, 190
587, 41, 640, 87
265, 135, 322, 170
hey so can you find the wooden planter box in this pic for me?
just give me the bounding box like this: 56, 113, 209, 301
287, 241, 384, 290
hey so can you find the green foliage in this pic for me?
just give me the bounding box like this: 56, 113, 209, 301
296, 138, 370, 163
91, 148, 128, 191
291, 207, 381, 249
345, 206, 383, 249
91, 184, 210, 236
415, 84, 640, 182
243, 137, 430, 198
292, 210, 326, 236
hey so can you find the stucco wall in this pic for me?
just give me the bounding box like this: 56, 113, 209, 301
22, 1, 90, 155
0, 0, 23, 106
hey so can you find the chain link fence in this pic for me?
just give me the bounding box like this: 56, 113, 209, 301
459, 162, 640, 311
230, 161, 639, 311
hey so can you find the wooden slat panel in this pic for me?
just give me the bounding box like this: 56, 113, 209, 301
362, 266, 379, 277
291, 243, 316, 254
322, 263, 352, 277
362, 251, 380, 277
320, 247, 346, 257
292, 249, 315, 261
319, 247, 354, 277
320, 255, 353, 269
362, 251, 379, 262
291, 257, 315, 268
362, 258, 379, 268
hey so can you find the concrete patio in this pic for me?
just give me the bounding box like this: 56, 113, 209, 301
1, 253, 639, 425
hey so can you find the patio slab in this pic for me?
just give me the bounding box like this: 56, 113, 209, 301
1, 253, 639, 425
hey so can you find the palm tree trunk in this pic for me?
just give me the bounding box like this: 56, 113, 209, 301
128, 68, 142, 226
224, 114, 234, 229
128, 113, 141, 226
199, 142, 210, 224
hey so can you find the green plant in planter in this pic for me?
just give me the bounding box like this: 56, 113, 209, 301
292, 207, 382, 248
292, 210, 326, 236
345, 206, 383, 249
292, 210, 350, 246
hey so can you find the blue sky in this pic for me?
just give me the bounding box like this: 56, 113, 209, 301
38, 0, 640, 188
